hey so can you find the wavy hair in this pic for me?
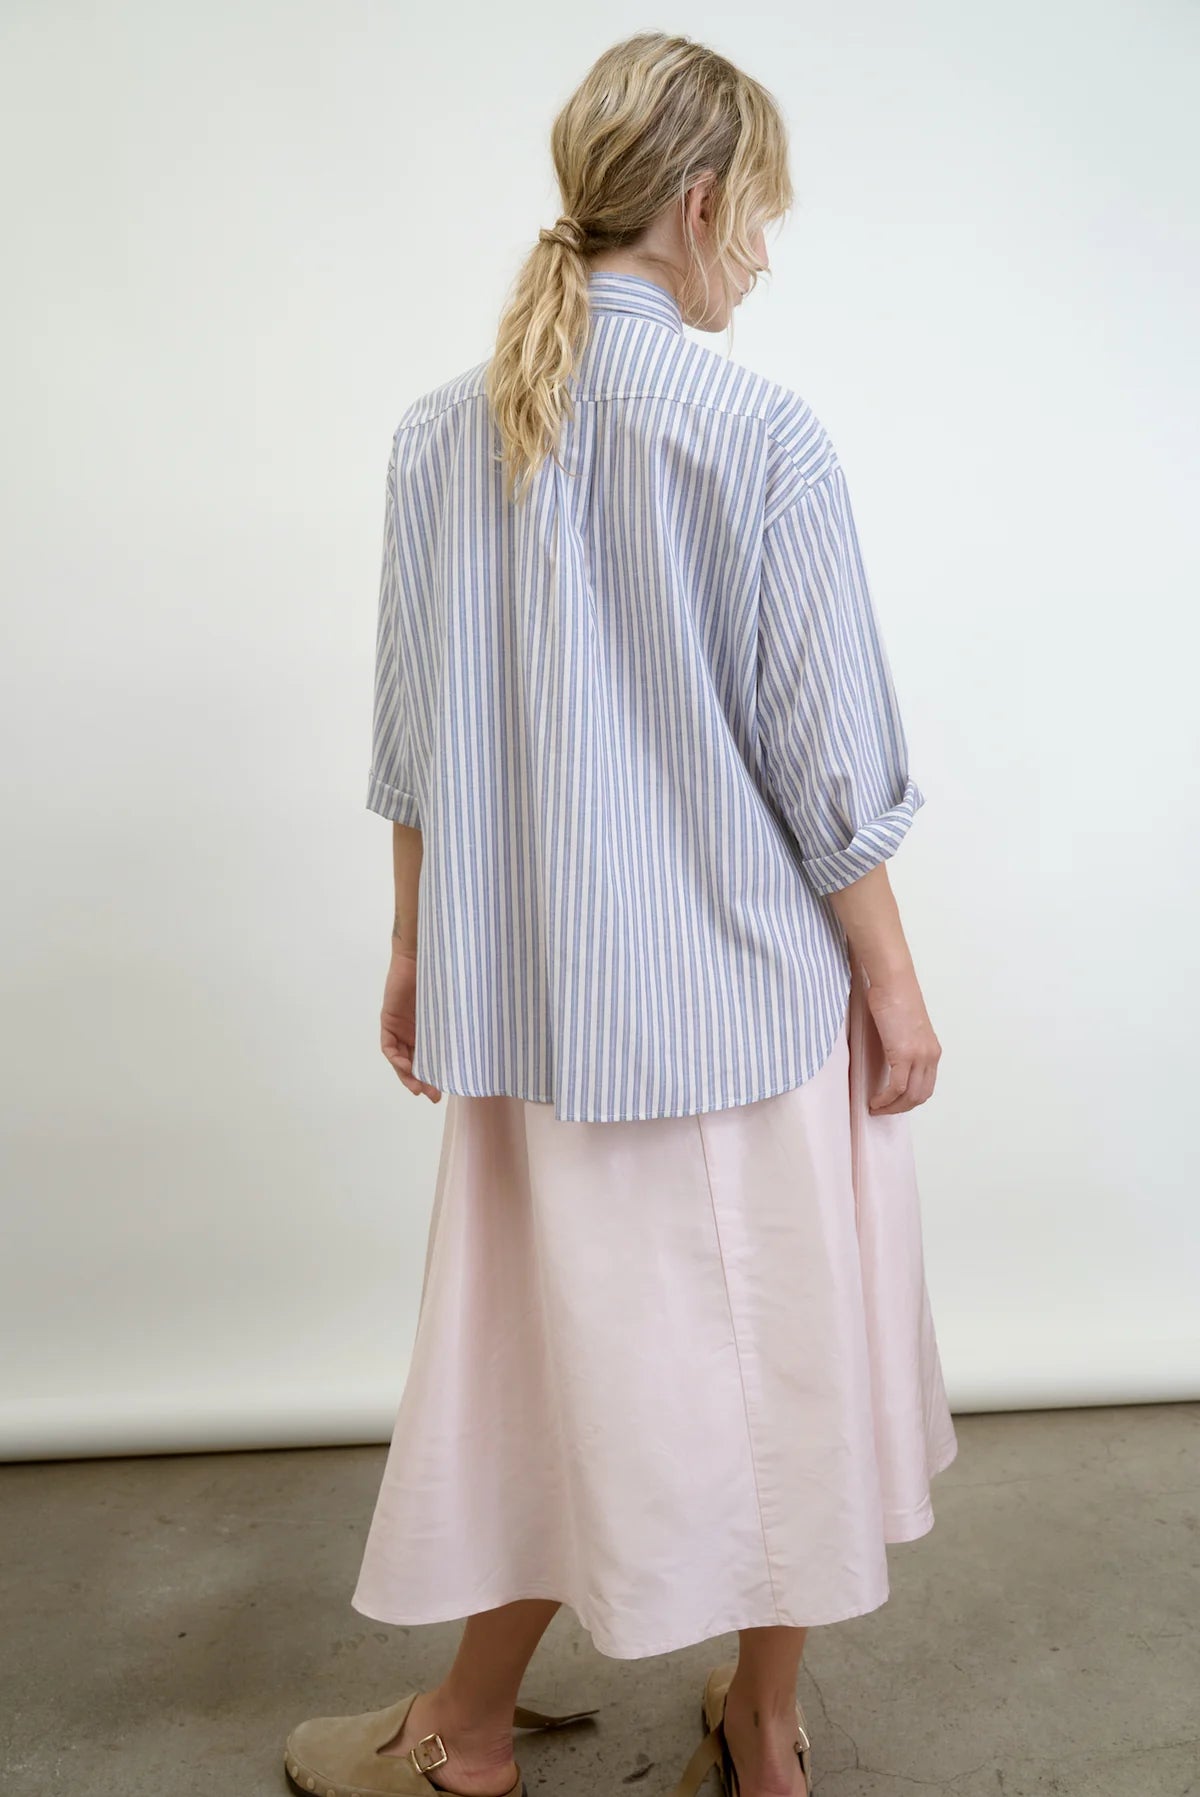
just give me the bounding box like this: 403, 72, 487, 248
484, 32, 793, 503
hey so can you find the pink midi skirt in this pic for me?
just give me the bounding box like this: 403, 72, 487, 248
350, 957, 958, 1660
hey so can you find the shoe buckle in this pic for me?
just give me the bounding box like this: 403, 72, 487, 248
410, 1731, 449, 1776
795, 1722, 811, 1753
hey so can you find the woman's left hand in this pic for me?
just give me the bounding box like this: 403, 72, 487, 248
380, 947, 442, 1101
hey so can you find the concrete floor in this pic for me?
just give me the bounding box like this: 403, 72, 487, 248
2, 1404, 1197, 1796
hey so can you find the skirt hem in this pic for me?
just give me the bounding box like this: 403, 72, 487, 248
349, 1432, 959, 1662
880, 1433, 959, 1543
349, 1583, 890, 1662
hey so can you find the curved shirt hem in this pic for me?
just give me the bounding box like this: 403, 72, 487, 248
410, 966, 852, 1125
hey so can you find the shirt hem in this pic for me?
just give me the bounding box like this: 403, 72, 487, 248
412, 969, 852, 1124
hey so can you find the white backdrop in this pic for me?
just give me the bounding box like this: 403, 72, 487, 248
2, 1, 1196, 1460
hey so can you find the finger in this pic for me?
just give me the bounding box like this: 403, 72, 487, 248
911, 1055, 943, 1105
869, 1058, 911, 1112
908, 1063, 934, 1106
874, 1058, 936, 1114
383, 1045, 417, 1084
893, 1063, 931, 1110
384, 1045, 442, 1102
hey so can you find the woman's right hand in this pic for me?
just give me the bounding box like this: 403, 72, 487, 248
863, 969, 942, 1113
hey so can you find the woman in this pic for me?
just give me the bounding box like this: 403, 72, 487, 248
285, 30, 957, 1797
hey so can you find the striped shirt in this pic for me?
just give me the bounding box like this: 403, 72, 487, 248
368, 269, 924, 1121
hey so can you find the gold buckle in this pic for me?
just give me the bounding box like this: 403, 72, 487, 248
410, 1731, 449, 1776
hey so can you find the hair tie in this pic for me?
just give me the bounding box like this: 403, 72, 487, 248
538, 215, 587, 253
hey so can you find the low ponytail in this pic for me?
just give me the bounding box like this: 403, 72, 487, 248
484, 215, 593, 506
485, 31, 793, 504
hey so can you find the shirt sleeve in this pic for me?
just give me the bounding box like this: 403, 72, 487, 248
365, 438, 422, 828
756, 462, 924, 897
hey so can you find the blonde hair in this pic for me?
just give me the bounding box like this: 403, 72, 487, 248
485, 32, 793, 503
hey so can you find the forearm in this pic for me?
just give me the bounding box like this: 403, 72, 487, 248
825, 860, 915, 988
391, 821, 423, 956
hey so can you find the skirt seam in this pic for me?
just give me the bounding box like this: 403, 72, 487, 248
695, 1108, 785, 1625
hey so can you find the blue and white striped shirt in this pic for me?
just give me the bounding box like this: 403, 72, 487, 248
368, 269, 924, 1121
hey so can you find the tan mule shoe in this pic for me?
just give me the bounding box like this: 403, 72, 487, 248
284, 1689, 599, 1797
663, 1661, 812, 1797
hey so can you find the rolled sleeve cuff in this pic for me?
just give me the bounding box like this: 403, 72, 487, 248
366, 771, 421, 827
799, 777, 925, 897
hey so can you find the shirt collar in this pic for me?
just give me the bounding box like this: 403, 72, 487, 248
587, 270, 685, 337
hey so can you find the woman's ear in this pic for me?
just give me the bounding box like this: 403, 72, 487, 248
684, 169, 718, 240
